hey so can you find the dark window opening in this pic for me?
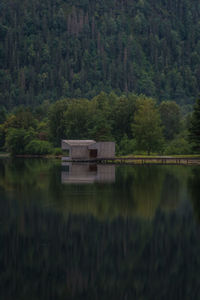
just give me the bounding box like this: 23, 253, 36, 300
90, 149, 97, 158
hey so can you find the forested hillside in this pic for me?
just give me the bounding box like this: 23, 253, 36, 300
0, 0, 200, 108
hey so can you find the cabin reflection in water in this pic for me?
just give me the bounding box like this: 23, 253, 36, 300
62, 163, 115, 184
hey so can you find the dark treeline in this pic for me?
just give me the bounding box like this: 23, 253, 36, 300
0, 93, 198, 155
0, 0, 200, 108
0, 199, 200, 300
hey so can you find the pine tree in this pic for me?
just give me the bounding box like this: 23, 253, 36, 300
189, 97, 200, 153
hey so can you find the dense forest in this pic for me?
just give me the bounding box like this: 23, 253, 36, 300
1, 0, 200, 155
1, 92, 200, 155
0, 0, 200, 108
1, 1, 200, 297
0, 93, 196, 155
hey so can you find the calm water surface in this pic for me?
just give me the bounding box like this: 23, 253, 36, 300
0, 158, 200, 300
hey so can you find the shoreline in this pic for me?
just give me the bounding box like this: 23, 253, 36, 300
1, 153, 200, 165
109, 157, 200, 165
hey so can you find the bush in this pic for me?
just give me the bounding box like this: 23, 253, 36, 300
25, 140, 53, 155
164, 137, 192, 155
53, 147, 63, 155
118, 135, 136, 155
6, 128, 35, 155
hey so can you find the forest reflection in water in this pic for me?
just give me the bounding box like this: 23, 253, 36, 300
0, 158, 200, 299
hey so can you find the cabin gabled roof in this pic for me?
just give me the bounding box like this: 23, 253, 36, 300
62, 140, 96, 146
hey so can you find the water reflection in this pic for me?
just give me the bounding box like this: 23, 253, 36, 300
0, 159, 199, 220
61, 163, 116, 184
188, 168, 200, 222
0, 159, 200, 299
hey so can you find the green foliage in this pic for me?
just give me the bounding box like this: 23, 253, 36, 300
189, 97, 200, 153
48, 99, 68, 146
164, 137, 192, 155
0, 124, 5, 149
5, 128, 36, 155
37, 119, 49, 141
64, 99, 93, 139
0, 0, 200, 107
13, 109, 37, 129
25, 140, 53, 155
34, 100, 51, 121
0, 0, 199, 156
132, 97, 164, 155
112, 94, 136, 141
159, 101, 181, 140
0, 106, 6, 124
89, 115, 114, 142
118, 134, 136, 155
4, 109, 36, 130
0, 91, 197, 156
53, 147, 63, 156
48, 92, 136, 143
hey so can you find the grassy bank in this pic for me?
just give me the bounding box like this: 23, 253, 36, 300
1, 153, 200, 165
119, 154, 200, 158
110, 155, 200, 165
0, 152, 10, 158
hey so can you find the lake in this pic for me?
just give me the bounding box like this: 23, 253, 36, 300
0, 158, 200, 300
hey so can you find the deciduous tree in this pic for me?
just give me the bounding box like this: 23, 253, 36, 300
132, 97, 163, 155
159, 101, 181, 140
189, 97, 200, 152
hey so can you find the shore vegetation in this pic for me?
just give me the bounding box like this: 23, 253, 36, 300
0, 93, 198, 156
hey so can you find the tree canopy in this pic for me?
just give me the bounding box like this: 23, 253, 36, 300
132, 98, 164, 155
0, 92, 195, 155
159, 101, 181, 140
0, 0, 200, 108
189, 97, 200, 152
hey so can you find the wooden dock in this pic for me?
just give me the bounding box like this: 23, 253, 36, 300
62, 156, 200, 165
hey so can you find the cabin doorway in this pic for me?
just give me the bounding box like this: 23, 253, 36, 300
89, 149, 97, 158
